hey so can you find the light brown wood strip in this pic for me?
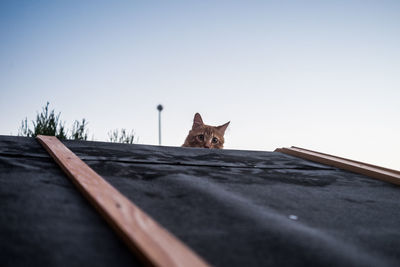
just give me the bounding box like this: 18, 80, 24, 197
37, 135, 211, 267
290, 146, 400, 175
275, 146, 400, 186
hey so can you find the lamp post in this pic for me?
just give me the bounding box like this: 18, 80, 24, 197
157, 104, 163, 145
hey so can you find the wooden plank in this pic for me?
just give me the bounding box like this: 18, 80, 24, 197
290, 146, 400, 175
37, 135, 210, 267
275, 146, 400, 186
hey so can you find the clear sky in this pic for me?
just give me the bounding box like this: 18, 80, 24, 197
1, 0, 399, 170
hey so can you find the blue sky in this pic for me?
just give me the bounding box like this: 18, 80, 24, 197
1, 0, 399, 169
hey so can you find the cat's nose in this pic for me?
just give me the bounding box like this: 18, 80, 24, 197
204, 144, 211, 149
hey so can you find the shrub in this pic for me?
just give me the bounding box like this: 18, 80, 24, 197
108, 128, 136, 144
19, 102, 137, 144
18, 102, 88, 140
18, 102, 67, 139
70, 119, 89, 141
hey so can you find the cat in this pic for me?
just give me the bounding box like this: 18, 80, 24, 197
182, 113, 230, 149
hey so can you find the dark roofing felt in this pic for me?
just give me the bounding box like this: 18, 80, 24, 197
0, 135, 399, 267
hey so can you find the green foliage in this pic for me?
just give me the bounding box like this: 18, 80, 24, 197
70, 119, 89, 141
18, 118, 30, 137
18, 102, 87, 140
19, 102, 137, 144
19, 102, 67, 139
108, 128, 136, 144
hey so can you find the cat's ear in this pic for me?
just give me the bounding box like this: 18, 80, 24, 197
217, 121, 230, 135
192, 113, 204, 129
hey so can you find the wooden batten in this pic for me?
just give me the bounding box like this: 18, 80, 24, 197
37, 135, 210, 267
275, 146, 400, 186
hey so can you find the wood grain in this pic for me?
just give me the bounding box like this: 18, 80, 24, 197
275, 146, 400, 186
37, 135, 210, 267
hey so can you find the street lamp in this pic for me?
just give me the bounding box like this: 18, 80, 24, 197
157, 104, 163, 145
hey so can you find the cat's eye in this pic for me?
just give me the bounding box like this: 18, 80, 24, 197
212, 137, 219, 144
198, 134, 204, 141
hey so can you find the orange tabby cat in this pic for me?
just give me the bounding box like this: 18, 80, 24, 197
182, 113, 230, 149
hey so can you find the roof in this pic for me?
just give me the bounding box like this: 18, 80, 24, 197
1, 135, 399, 267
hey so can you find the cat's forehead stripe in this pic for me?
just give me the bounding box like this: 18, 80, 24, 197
205, 128, 213, 135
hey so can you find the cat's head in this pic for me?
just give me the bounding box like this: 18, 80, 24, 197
184, 113, 230, 149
